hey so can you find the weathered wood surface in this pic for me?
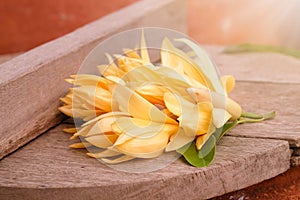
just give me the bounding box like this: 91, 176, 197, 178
229, 82, 300, 147
0, 0, 187, 159
204, 46, 300, 147
206, 46, 300, 84
0, 124, 290, 200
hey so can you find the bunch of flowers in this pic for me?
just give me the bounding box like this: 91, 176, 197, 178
59, 33, 274, 167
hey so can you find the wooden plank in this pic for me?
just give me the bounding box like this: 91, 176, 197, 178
0, 124, 290, 199
200, 46, 300, 147
0, 0, 187, 159
226, 82, 300, 147
204, 45, 300, 84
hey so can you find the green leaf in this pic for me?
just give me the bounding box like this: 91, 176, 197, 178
223, 44, 300, 60
177, 136, 216, 167
213, 120, 238, 143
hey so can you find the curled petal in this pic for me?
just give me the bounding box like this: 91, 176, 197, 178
113, 84, 177, 125
69, 142, 91, 149
112, 117, 178, 146
115, 130, 169, 158
221, 75, 235, 94
226, 98, 242, 120
87, 149, 122, 158
212, 108, 232, 128
101, 155, 135, 164
85, 133, 118, 148
165, 128, 194, 152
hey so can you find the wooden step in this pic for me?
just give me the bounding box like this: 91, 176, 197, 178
0, 124, 290, 200
0, 0, 187, 159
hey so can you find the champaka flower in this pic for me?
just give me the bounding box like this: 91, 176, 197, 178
59, 31, 275, 167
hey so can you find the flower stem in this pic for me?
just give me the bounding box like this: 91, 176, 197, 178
241, 111, 276, 119
239, 111, 276, 124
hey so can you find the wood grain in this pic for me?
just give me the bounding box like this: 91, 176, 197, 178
227, 82, 300, 147
201, 46, 300, 147
0, 124, 290, 200
205, 45, 300, 84
0, 0, 187, 159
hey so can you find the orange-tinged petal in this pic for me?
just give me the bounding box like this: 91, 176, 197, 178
164, 92, 182, 116
113, 84, 177, 125
161, 37, 208, 87
87, 149, 122, 158
165, 128, 194, 152
112, 117, 178, 146
123, 48, 140, 59
101, 155, 135, 164
63, 127, 77, 133
69, 142, 91, 148
58, 105, 73, 117
195, 134, 210, 150
70, 74, 109, 89
115, 130, 169, 158
85, 134, 118, 148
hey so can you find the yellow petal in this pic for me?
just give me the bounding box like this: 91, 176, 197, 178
140, 29, 150, 63
72, 86, 112, 112
70, 74, 109, 89
164, 92, 182, 116
112, 117, 178, 146
69, 142, 91, 148
165, 128, 194, 151
63, 127, 77, 133
123, 48, 140, 59
186, 87, 211, 103
97, 53, 125, 77
195, 134, 210, 150
212, 108, 232, 128
87, 149, 122, 158
101, 155, 135, 164
113, 84, 177, 125
60, 97, 72, 105
85, 117, 116, 137
221, 75, 235, 94
115, 130, 169, 158
194, 102, 213, 135
175, 38, 225, 94
85, 134, 118, 148
121, 66, 160, 83
161, 37, 208, 87
58, 105, 73, 117
178, 101, 213, 136
195, 124, 216, 150
136, 84, 166, 106
81, 112, 130, 127
226, 98, 242, 120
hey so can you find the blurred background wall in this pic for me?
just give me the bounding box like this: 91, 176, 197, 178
188, 0, 300, 49
1, 0, 300, 55
0, 0, 137, 54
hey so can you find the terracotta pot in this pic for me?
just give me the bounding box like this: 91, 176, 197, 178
0, 0, 137, 54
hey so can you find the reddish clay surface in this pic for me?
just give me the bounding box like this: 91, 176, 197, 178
0, 0, 137, 54
212, 166, 300, 199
